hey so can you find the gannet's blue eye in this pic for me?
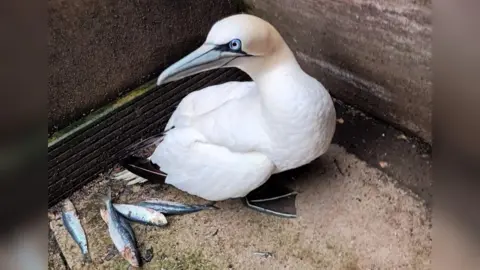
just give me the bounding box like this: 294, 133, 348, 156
229, 39, 242, 51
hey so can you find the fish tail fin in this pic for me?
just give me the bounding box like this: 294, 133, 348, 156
82, 253, 93, 264
206, 202, 220, 210
62, 198, 76, 212
99, 208, 108, 224
97, 187, 112, 204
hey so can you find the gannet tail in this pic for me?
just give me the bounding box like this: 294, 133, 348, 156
112, 128, 175, 185
112, 155, 167, 185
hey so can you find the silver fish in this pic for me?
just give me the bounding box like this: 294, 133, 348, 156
100, 208, 136, 242
61, 198, 91, 262
101, 189, 141, 267
137, 199, 219, 215
113, 204, 168, 227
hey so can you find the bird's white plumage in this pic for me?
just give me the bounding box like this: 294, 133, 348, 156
150, 81, 274, 200
116, 14, 337, 201
149, 73, 335, 200
164, 81, 257, 131
150, 127, 274, 200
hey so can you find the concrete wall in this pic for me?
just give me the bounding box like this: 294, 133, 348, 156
244, 0, 432, 142
48, 0, 240, 134
49, 0, 432, 143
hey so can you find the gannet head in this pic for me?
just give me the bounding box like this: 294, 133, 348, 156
157, 14, 293, 86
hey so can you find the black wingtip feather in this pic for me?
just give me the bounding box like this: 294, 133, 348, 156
118, 155, 167, 184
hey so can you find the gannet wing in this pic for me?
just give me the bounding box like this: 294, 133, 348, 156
150, 127, 274, 201
165, 81, 256, 130
113, 81, 258, 186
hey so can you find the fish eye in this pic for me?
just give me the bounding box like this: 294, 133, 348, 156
229, 39, 242, 51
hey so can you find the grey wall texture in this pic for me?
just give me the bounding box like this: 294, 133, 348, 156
48, 0, 241, 134
244, 0, 432, 143
49, 0, 432, 143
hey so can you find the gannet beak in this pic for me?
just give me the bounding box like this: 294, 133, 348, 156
157, 44, 245, 86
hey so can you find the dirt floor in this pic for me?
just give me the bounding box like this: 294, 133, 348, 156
48, 144, 431, 270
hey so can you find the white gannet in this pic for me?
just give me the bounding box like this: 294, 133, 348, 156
113, 14, 336, 218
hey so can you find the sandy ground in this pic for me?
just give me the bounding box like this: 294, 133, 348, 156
48, 144, 431, 269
